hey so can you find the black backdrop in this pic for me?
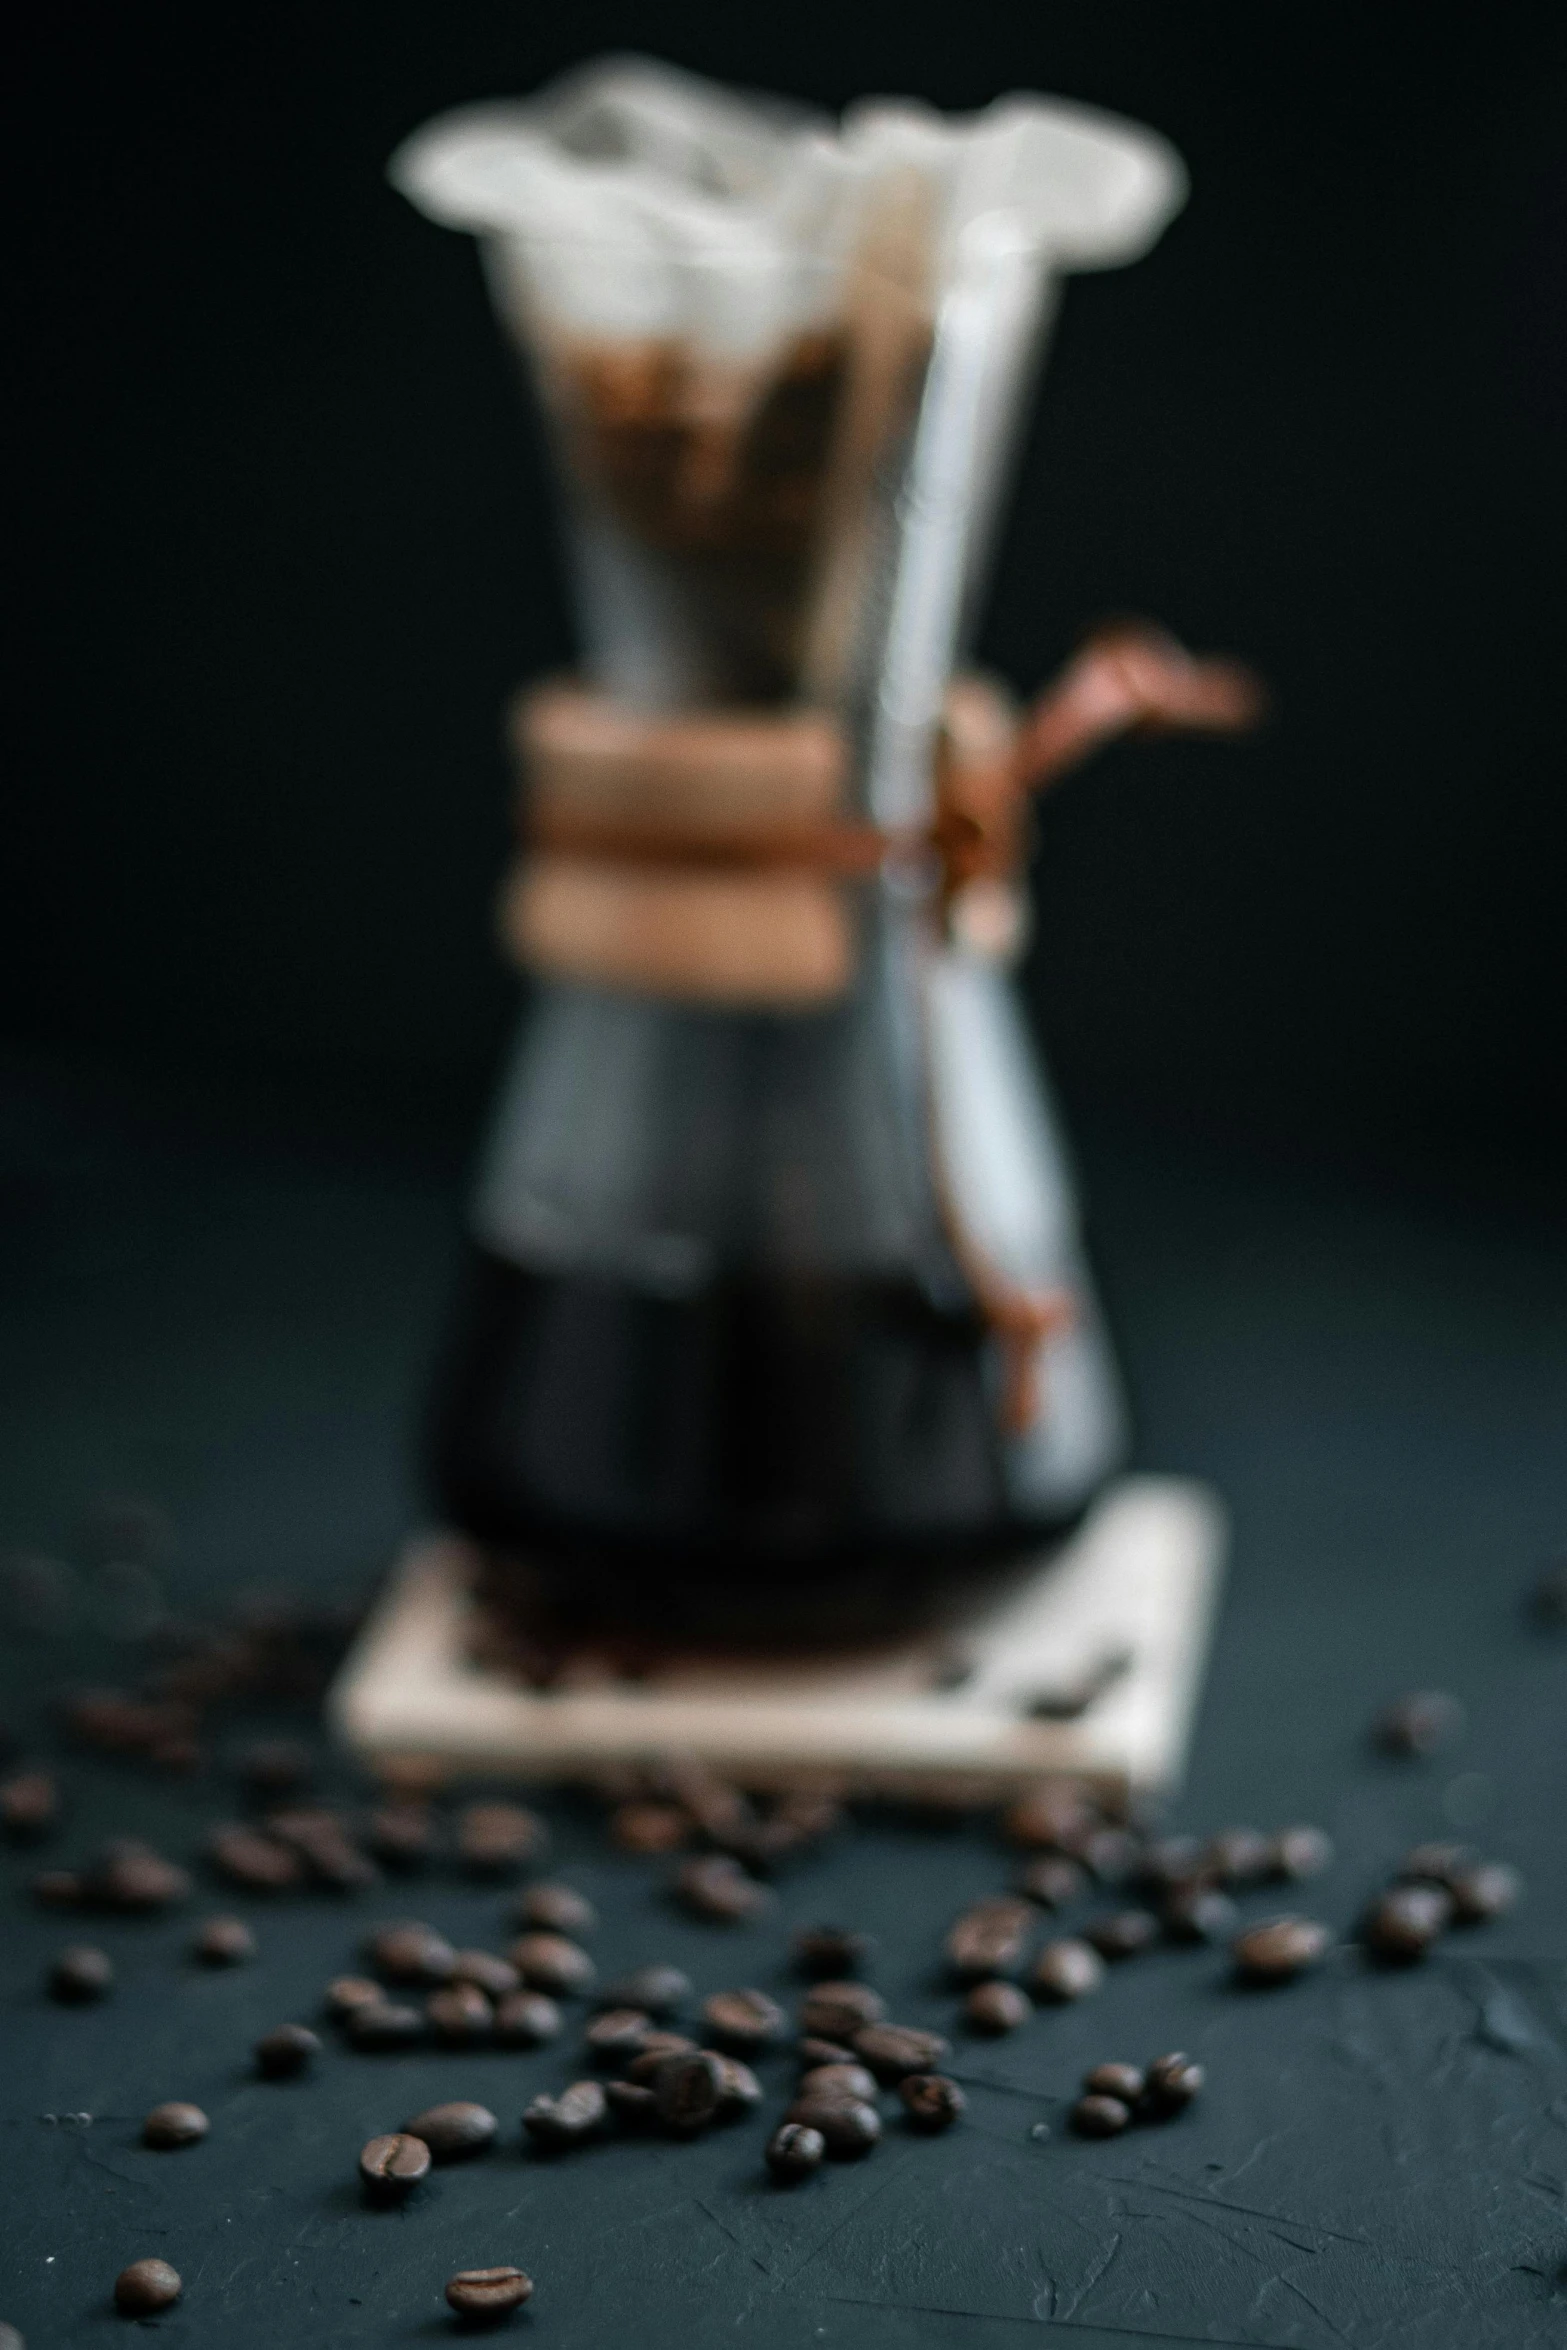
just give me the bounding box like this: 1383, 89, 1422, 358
10, 4, 1567, 1178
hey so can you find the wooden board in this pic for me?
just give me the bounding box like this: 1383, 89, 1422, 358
328, 1476, 1225, 1807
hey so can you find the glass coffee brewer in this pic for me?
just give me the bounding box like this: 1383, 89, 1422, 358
393, 62, 1257, 1643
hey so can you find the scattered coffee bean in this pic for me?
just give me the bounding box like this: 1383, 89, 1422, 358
365, 1803, 437, 1870
1072, 2092, 1132, 2137
715, 2055, 762, 2111
799, 2061, 878, 2102
359, 2132, 430, 2200
1142, 2052, 1204, 2115
255, 2023, 320, 2078
1372, 1690, 1465, 1758
457, 1801, 543, 1874
900, 2072, 967, 2132
49, 1944, 113, 2002
445, 2267, 533, 2320
404, 2100, 497, 2160
853, 2022, 950, 2082
194, 1915, 255, 1966
767, 2120, 826, 2179
1397, 1841, 1470, 1886
702, 1987, 785, 2049
1363, 1882, 1452, 1961
493, 1990, 562, 2047
800, 1981, 886, 2039
1002, 1781, 1097, 1851
598, 1964, 690, 2018
523, 2079, 607, 2146
264, 1808, 378, 1891
1084, 1909, 1159, 1961
509, 1931, 594, 1996
1, 1770, 60, 1840
367, 1920, 457, 1986
1232, 1915, 1331, 1983
788, 2093, 881, 2155
31, 1870, 82, 1907
1271, 1826, 1334, 1881
1016, 1854, 1086, 1909
1201, 1827, 1271, 1887
324, 1974, 383, 2018
1083, 2061, 1145, 2103
91, 1843, 191, 1913
966, 1979, 1031, 2034
451, 1949, 520, 1998
1447, 1860, 1521, 1923
792, 1924, 875, 1977
1139, 1835, 1208, 1894
428, 1983, 494, 2043
945, 1896, 1032, 1980
1162, 1885, 1238, 1944
1031, 1937, 1105, 2003
1527, 1560, 1567, 1630
605, 2079, 658, 2122
142, 2100, 208, 2149
610, 1801, 689, 1854
516, 1882, 597, 1935
586, 2007, 654, 2061
675, 1854, 773, 1922
237, 1736, 313, 1798
114, 2258, 182, 2315
652, 2049, 727, 2133
207, 1824, 302, 1892
1072, 1826, 1144, 1885
797, 2035, 857, 2068
626, 2035, 698, 2082
345, 1999, 424, 2050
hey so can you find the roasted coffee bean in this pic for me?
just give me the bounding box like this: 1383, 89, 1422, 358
900, 2072, 967, 2132
207, 1824, 302, 1893
493, 1990, 562, 2047
1372, 1689, 1465, 1758
457, 1801, 543, 1875
788, 2093, 881, 2155
1016, 1855, 1086, 1910
428, 1983, 494, 2043
715, 2055, 762, 2111
1031, 1937, 1105, 2003
32, 1870, 82, 1907
92, 1844, 191, 1913
194, 1915, 255, 1966
1271, 1826, 1334, 1881
346, 1999, 424, 2050
516, 1882, 597, 1936
675, 1853, 773, 1922
141, 2100, 208, 2150
1083, 2061, 1145, 2103
1139, 1835, 1209, 1894
264, 1809, 378, 1892
324, 1974, 383, 2018
966, 1980, 1030, 2034
792, 1924, 875, 1977
798, 2035, 857, 2068
1232, 1915, 1331, 1983
509, 1931, 594, 1996
49, 1944, 113, 2002
605, 2079, 658, 2122
610, 1800, 689, 1854
365, 1803, 437, 1869
1397, 1841, 1471, 1885
587, 2007, 654, 2061
1448, 1860, 1522, 1923
1071, 1826, 1144, 1886
255, 2023, 319, 2077
1143, 2052, 1204, 2114
1072, 2092, 1132, 2137
702, 1987, 785, 2048
599, 1964, 691, 2018
799, 2061, 878, 2102
1205, 1827, 1274, 1887
359, 2132, 430, 2199
238, 1737, 313, 1797
945, 1896, 1032, 1980
1084, 1909, 1159, 1961
445, 2267, 533, 2319
654, 1760, 749, 1841
523, 2079, 607, 2146
451, 1949, 520, 1999
1363, 1882, 1452, 1961
1162, 1886, 1238, 1945
1, 1769, 60, 1839
1002, 1781, 1097, 1852
652, 2049, 727, 2133
800, 1981, 886, 2039
853, 2022, 950, 2082
627, 2034, 698, 2082
114, 2258, 182, 2314
367, 1920, 457, 1986
404, 2099, 497, 2160
767, 2120, 826, 2179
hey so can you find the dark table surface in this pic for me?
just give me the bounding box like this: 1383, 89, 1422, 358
2, 1052, 1564, 2349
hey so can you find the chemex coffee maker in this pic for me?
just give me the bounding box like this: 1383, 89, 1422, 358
336, 61, 1256, 1797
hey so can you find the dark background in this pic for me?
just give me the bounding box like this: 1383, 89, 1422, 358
9, 3, 1567, 1187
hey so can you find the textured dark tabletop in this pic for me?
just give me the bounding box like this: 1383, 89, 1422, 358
1, 1054, 1564, 2349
